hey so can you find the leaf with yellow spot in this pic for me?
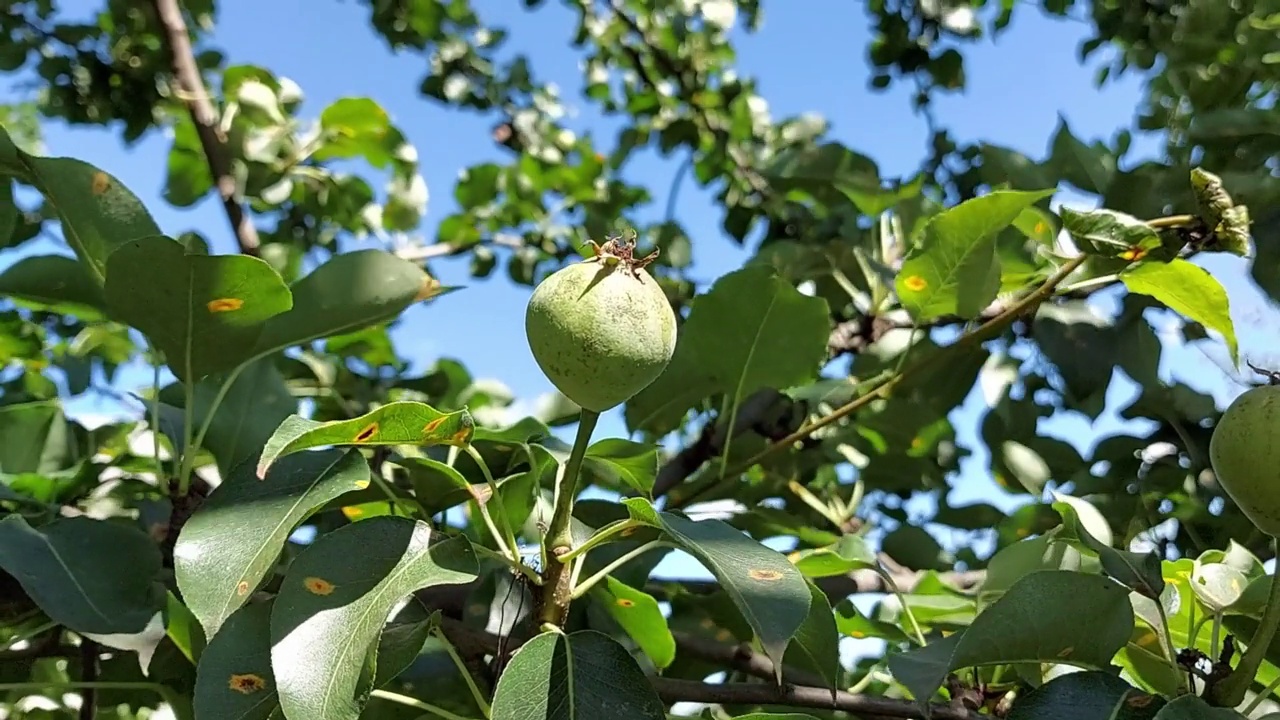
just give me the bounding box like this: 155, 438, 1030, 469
886, 570, 1134, 705
248, 248, 459, 361
270, 517, 478, 720
590, 576, 675, 669
175, 449, 371, 638
895, 189, 1055, 322
0, 125, 162, 285
194, 600, 279, 720
257, 401, 474, 478
620, 497, 811, 683
104, 235, 293, 381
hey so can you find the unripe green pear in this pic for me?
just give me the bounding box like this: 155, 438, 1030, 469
1210, 383, 1280, 537
525, 237, 677, 413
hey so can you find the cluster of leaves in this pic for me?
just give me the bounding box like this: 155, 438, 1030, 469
0, 1, 1278, 719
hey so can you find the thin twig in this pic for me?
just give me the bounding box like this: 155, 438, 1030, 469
78, 639, 98, 720
149, 0, 261, 256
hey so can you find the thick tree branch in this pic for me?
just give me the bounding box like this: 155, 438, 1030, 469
672, 630, 828, 687
150, 0, 260, 256
432, 614, 978, 720
651, 677, 983, 720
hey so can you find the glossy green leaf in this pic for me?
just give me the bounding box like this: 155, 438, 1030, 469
270, 517, 478, 720
1120, 258, 1238, 365
781, 581, 840, 691
490, 629, 665, 720
887, 570, 1134, 703
256, 401, 474, 478
622, 498, 812, 682
0, 254, 107, 319
1060, 207, 1163, 258
159, 356, 297, 477
591, 576, 676, 669
192, 600, 279, 720
1052, 493, 1164, 600
175, 449, 371, 638
0, 514, 163, 634
627, 266, 829, 438
372, 603, 439, 687
104, 235, 293, 381
582, 438, 659, 496
729, 715, 823, 720
895, 189, 1055, 321
0, 125, 162, 284
250, 249, 452, 359
1007, 670, 1163, 720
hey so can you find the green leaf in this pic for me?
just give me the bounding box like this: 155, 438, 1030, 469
192, 600, 279, 720
1152, 694, 1248, 719
104, 235, 293, 381
270, 517, 478, 720
250, 249, 450, 359
1007, 670, 1164, 720
0, 515, 163, 634
622, 498, 812, 681
834, 598, 913, 644
1050, 118, 1117, 196
729, 716, 823, 720
881, 525, 951, 571
372, 603, 439, 687
591, 576, 676, 669
0, 125, 162, 284
782, 581, 840, 691
1060, 208, 1163, 258
1120, 258, 1238, 365
887, 570, 1134, 703
789, 535, 878, 578
175, 449, 371, 638
256, 401, 475, 478
0, 399, 72, 474
895, 189, 1055, 321
0, 254, 108, 319
762, 142, 918, 216
582, 438, 659, 496
490, 629, 665, 720
624, 336, 717, 436
159, 356, 297, 477
1052, 493, 1164, 600
314, 98, 396, 165
0, 177, 16, 243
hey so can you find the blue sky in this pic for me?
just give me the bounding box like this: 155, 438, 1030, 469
3, 0, 1274, 613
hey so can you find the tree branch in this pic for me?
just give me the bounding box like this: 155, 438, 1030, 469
431, 614, 979, 720
651, 677, 983, 720
671, 630, 828, 687
149, 0, 261, 256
